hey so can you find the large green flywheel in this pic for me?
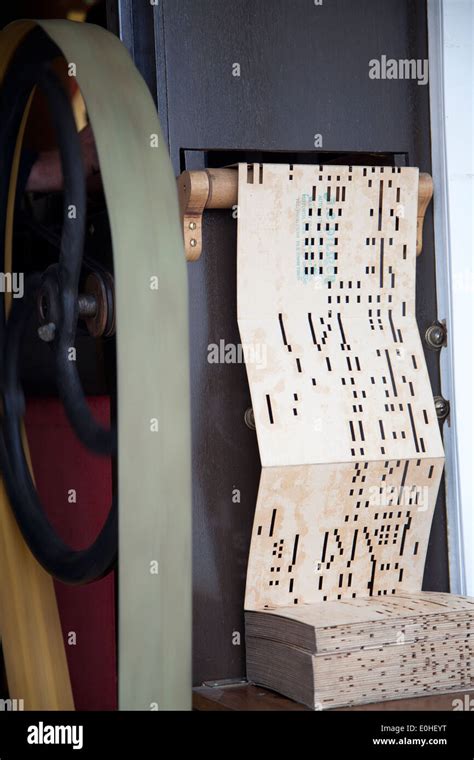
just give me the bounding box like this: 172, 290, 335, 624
0, 20, 191, 711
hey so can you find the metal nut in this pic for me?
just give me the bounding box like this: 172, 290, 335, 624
37, 322, 56, 343
434, 395, 450, 421
244, 407, 256, 430
425, 321, 446, 350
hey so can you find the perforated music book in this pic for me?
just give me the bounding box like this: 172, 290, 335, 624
237, 164, 473, 708
245, 592, 474, 708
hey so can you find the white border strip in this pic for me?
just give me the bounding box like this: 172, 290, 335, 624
427, 0, 467, 594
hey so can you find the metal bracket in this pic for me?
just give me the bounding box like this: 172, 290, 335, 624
202, 678, 248, 688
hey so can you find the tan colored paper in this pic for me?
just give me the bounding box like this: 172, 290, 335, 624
237, 163, 444, 610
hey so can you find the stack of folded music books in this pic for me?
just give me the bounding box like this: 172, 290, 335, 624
246, 593, 474, 709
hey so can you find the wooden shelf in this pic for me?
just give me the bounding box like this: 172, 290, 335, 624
193, 683, 474, 712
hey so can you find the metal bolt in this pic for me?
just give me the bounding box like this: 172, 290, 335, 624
434, 395, 450, 421
77, 293, 98, 319
37, 322, 56, 343
189, 221, 197, 230
190, 238, 197, 247
244, 407, 256, 430
425, 321, 446, 350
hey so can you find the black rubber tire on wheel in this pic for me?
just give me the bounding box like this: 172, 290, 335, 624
0, 27, 117, 585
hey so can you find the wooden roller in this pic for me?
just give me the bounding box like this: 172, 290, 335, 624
177, 167, 433, 261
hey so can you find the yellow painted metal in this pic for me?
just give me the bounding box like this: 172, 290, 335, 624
0, 20, 74, 711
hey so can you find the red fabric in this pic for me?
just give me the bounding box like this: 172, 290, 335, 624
25, 397, 117, 711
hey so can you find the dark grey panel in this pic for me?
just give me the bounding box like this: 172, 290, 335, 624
162, 0, 427, 161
